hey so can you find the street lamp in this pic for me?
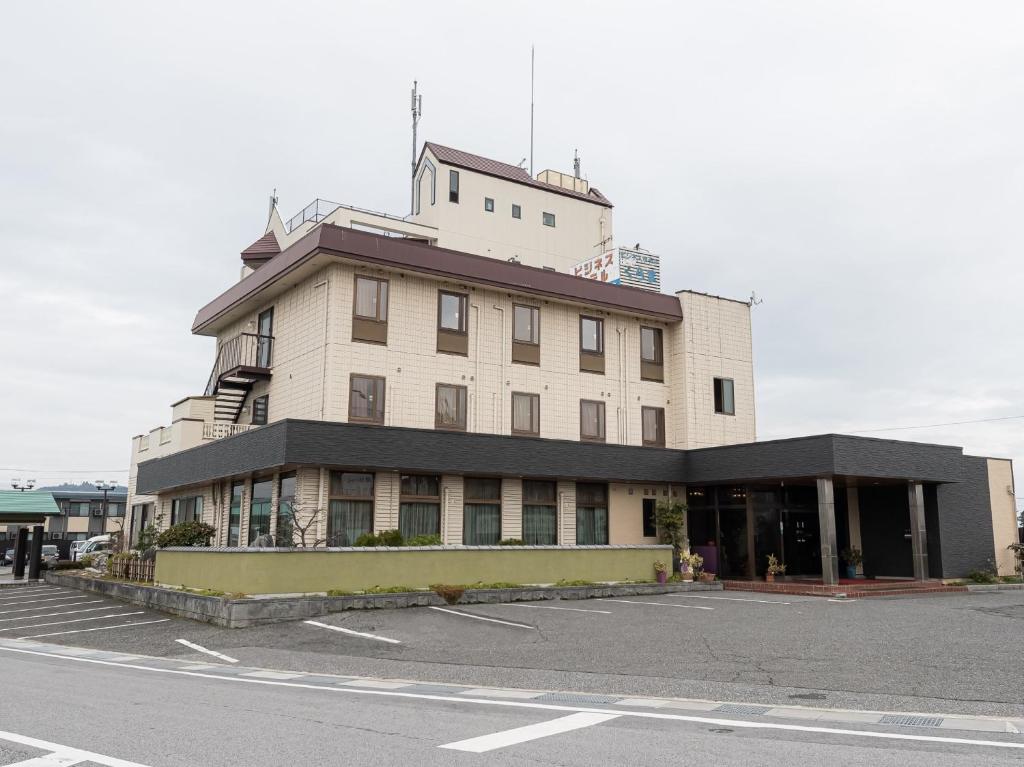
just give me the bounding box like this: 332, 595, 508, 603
94, 480, 118, 524
10, 479, 36, 492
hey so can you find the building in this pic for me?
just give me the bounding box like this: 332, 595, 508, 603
0, 491, 61, 557
127, 142, 1017, 585
43, 488, 128, 543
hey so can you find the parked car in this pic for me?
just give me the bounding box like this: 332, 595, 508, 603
72, 535, 111, 561
1, 549, 13, 566
41, 545, 59, 565
69, 540, 89, 561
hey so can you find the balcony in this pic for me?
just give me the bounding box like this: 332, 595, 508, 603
205, 332, 274, 423
202, 423, 257, 440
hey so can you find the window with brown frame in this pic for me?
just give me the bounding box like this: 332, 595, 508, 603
714, 377, 736, 415
251, 395, 268, 425
580, 400, 606, 442
463, 477, 501, 545
579, 315, 605, 374
511, 392, 540, 436
399, 474, 441, 539
352, 275, 389, 344
522, 479, 557, 544
640, 326, 664, 381
327, 471, 374, 546
437, 290, 469, 355
349, 374, 385, 424
512, 304, 540, 364
641, 406, 666, 447
435, 383, 468, 431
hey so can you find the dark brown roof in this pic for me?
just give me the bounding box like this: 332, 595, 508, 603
240, 231, 280, 267
193, 224, 681, 334
422, 142, 612, 208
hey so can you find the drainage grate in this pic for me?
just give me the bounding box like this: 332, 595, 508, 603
879, 714, 944, 728
536, 692, 623, 705
715, 704, 772, 716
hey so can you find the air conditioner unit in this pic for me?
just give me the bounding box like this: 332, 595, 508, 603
50, 532, 61, 540
92, 509, 104, 517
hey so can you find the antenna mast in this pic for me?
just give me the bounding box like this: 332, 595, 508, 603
530, 46, 535, 177
410, 80, 422, 215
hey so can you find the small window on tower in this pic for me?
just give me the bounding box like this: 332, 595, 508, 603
484, 197, 494, 212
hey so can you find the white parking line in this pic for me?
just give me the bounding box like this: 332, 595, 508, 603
22, 618, 169, 639
0, 589, 71, 599
0, 728, 151, 767
428, 606, 534, 629
0, 600, 103, 616
666, 594, 792, 605
0, 586, 57, 596
2, 645, 1024, 752
497, 603, 611, 614
0, 612, 144, 633
304, 620, 402, 644
0, 595, 84, 606
600, 599, 714, 611
440, 712, 621, 752
175, 638, 239, 663
0, 605, 120, 623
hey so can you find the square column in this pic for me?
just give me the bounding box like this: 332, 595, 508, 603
816, 477, 839, 586
907, 482, 929, 580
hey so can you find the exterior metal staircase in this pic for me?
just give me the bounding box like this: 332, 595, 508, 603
204, 332, 273, 423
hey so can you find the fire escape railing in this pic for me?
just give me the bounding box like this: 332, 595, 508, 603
204, 333, 274, 396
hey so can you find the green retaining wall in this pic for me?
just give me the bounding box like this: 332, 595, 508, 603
155, 545, 672, 594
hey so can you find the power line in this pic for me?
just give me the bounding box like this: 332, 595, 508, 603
842, 414, 1024, 435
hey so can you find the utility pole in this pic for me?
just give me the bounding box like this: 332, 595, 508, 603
530, 46, 535, 177
94, 480, 117, 538
411, 81, 422, 215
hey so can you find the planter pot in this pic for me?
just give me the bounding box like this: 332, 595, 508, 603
765, 573, 775, 583
699, 572, 715, 583
681, 571, 694, 583
656, 571, 668, 584
845, 565, 858, 579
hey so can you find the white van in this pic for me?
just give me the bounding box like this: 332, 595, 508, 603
72, 535, 111, 561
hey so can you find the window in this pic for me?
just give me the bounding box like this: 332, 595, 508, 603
522, 480, 557, 545
449, 169, 459, 203
227, 482, 243, 547
130, 502, 153, 546
512, 203, 521, 219
437, 290, 469, 355
399, 474, 440, 540
542, 211, 556, 227
484, 197, 494, 212
640, 327, 663, 365
642, 498, 658, 538
257, 307, 274, 368
252, 395, 268, 425
580, 400, 606, 442
349, 374, 385, 423
576, 483, 609, 545
435, 383, 468, 431
714, 377, 735, 415
513, 305, 539, 344
354, 275, 388, 322
248, 479, 272, 544
106, 502, 125, 517
328, 471, 374, 546
511, 392, 540, 436
641, 406, 666, 447
463, 477, 501, 545
580, 316, 604, 354
276, 472, 296, 546
68, 501, 90, 517
171, 495, 203, 526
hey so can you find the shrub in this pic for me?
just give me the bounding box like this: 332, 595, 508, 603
362, 585, 420, 594
431, 584, 465, 604
655, 500, 688, 553
555, 579, 596, 587
135, 524, 161, 552
49, 560, 84, 571
79, 554, 96, 568
327, 589, 355, 597
156, 521, 216, 548
967, 569, 999, 584
353, 529, 404, 547
406, 534, 442, 546
498, 538, 526, 546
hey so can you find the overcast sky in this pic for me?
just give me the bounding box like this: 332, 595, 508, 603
1, 1, 1020, 514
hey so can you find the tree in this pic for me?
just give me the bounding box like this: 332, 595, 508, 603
655, 499, 689, 555
274, 502, 329, 548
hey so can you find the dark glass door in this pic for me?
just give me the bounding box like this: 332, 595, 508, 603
782, 510, 821, 576
718, 509, 749, 578
257, 308, 274, 367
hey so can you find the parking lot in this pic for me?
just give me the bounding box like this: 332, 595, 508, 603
3, 581, 1023, 719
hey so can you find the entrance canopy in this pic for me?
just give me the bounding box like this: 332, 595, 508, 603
0, 491, 61, 525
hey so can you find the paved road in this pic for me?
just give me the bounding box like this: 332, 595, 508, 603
2, 641, 1022, 766
6, 583, 1023, 718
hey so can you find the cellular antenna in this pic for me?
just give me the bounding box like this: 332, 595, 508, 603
573, 149, 580, 179
410, 80, 423, 215
530, 45, 535, 177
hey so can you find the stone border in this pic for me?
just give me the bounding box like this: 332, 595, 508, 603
966, 583, 1024, 592
45, 572, 721, 628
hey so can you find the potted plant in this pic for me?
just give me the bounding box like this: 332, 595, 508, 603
765, 554, 786, 583
654, 560, 668, 584
679, 554, 694, 582
688, 552, 704, 581
840, 546, 863, 579
655, 499, 689, 575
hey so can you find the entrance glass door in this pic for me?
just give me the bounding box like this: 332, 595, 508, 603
782, 510, 821, 576
257, 308, 274, 368
718, 508, 749, 578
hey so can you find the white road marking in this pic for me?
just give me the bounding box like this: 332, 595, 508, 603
428, 606, 534, 629
0, 589, 72, 599
340, 679, 410, 689
498, 603, 611, 614
828, 598, 857, 603
175, 638, 239, 663
600, 599, 714, 611
0, 728, 151, 767
21, 619, 169, 639
0, 595, 85, 607
304, 620, 402, 644
667, 594, 792, 605
0, 587, 57, 596
0, 598, 102, 614
440, 711, 621, 752
240, 670, 303, 679
0, 612, 144, 633
3, 644, 1024, 752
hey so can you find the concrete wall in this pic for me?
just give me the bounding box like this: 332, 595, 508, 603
154, 545, 671, 594
986, 458, 1018, 576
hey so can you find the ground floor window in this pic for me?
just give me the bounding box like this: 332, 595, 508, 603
276, 472, 296, 546
170, 496, 203, 526
463, 477, 501, 545
576, 483, 609, 545
328, 471, 374, 545
399, 474, 441, 540
65, 532, 88, 542
522, 480, 557, 545
227, 482, 243, 546
130, 502, 153, 544
248, 478, 272, 544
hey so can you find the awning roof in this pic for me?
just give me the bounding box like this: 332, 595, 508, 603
0, 491, 61, 524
